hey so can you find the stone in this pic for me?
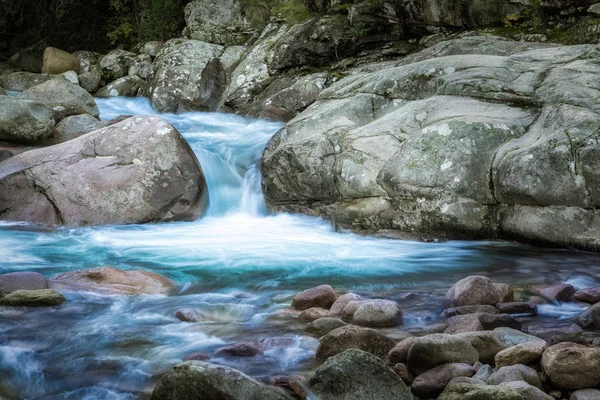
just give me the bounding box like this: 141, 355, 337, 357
541, 343, 600, 389
215, 341, 263, 357
456, 331, 508, 364
182, 352, 210, 361
411, 363, 475, 398
0, 149, 13, 162
445, 276, 500, 307
20, 79, 99, 119
393, 363, 413, 385
62, 71, 79, 85
444, 305, 500, 317
0, 96, 55, 144
445, 314, 484, 334
495, 328, 549, 348
539, 284, 575, 302
499, 381, 554, 400
50, 267, 175, 295
43, 114, 104, 145
439, 382, 523, 400
305, 317, 347, 337
476, 313, 521, 330
176, 308, 202, 322
128, 54, 152, 79
184, 0, 256, 45
272, 376, 306, 400
497, 302, 538, 315
316, 325, 395, 361
0, 72, 63, 92
486, 364, 543, 389
495, 341, 548, 368
528, 324, 584, 345
95, 76, 144, 98
494, 283, 515, 303
150, 361, 287, 400
407, 334, 479, 375
0, 289, 66, 306
571, 389, 600, 400
0, 116, 208, 226
352, 299, 402, 327
73, 51, 103, 73
0, 272, 48, 297
78, 67, 102, 93
292, 285, 336, 310
309, 349, 411, 400
341, 300, 367, 320
99, 49, 136, 80
330, 293, 361, 315
42, 47, 80, 74
473, 364, 493, 381
388, 336, 418, 364
299, 307, 334, 322
141, 41, 164, 58
574, 287, 600, 304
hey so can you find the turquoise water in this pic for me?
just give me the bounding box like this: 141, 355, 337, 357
1, 98, 599, 399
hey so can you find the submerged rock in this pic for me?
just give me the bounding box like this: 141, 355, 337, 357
0, 289, 66, 306
0, 116, 208, 226
215, 341, 263, 357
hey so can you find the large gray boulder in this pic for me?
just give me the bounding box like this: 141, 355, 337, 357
43, 114, 105, 145
20, 79, 99, 119
184, 0, 256, 45
407, 334, 479, 375
309, 349, 411, 400
541, 343, 600, 389
0, 96, 55, 144
146, 39, 224, 113
151, 361, 287, 400
99, 49, 136, 81
261, 36, 600, 251
95, 76, 144, 98
0, 116, 208, 226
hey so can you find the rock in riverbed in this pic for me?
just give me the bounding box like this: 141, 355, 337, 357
316, 325, 395, 361
0, 289, 66, 306
292, 285, 336, 310
20, 79, 99, 119
0, 96, 55, 144
0, 271, 48, 297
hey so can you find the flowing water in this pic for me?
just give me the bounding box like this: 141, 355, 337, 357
1, 98, 600, 399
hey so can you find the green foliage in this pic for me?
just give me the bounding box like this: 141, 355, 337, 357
350, 22, 368, 38
272, 0, 312, 25
139, 0, 186, 42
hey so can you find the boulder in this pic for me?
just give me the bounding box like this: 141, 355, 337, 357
150, 361, 287, 400
439, 383, 523, 400
215, 341, 263, 357
183, 0, 256, 45
141, 41, 164, 58
495, 341, 547, 368
73, 51, 103, 73
78, 67, 102, 93
528, 324, 584, 345
99, 49, 136, 80
445, 276, 500, 308
407, 334, 479, 375
128, 54, 153, 79
292, 285, 336, 310
486, 364, 543, 389
50, 267, 175, 295
0, 72, 58, 92
43, 114, 104, 145
0, 150, 12, 162
411, 363, 475, 398
445, 314, 484, 334
0, 96, 55, 144
305, 317, 347, 337
62, 71, 79, 85
574, 287, 600, 304
388, 336, 418, 364
541, 343, 600, 389
539, 284, 575, 302
499, 381, 554, 400
330, 293, 361, 315
316, 325, 395, 361
0, 116, 208, 226
496, 302, 538, 316
456, 331, 508, 364
494, 283, 515, 303
352, 299, 402, 327
0, 289, 66, 306
20, 79, 99, 119
299, 307, 334, 322
393, 363, 413, 384
309, 349, 411, 400
0, 272, 48, 297
571, 389, 600, 400
42, 47, 80, 74
476, 313, 521, 330
95, 76, 144, 98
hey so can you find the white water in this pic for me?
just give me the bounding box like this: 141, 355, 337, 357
1, 97, 600, 399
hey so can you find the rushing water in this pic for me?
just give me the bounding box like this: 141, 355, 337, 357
1, 97, 600, 399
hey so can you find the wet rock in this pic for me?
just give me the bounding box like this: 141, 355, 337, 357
309, 349, 411, 400
316, 325, 395, 361
393, 363, 413, 385
571, 389, 600, 400
445, 276, 500, 308
574, 303, 600, 330
497, 302, 538, 315
305, 317, 347, 337
388, 336, 418, 364
20, 79, 99, 119
128, 54, 152, 80
42, 47, 80, 74
445, 314, 484, 334
494, 283, 515, 303
573, 287, 600, 304
0, 116, 207, 226
150, 361, 287, 400
292, 285, 336, 310
330, 293, 361, 315
95, 76, 144, 98
499, 381, 554, 400
273, 376, 306, 400
50, 267, 175, 295
528, 324, 584, 345
99, 50, 136, 81
43, 114, 104, 145
299, 307, 334, 322
182, 352, 210, 361
541, 342, 600, 389
444, 305, 500, 317
411, 363, 475, 398
0, 96, 55, 144
215, 341, 263, 357
352, 299, 402, 327
487, 364, 543, 389
476, 313, 521, 330
0, 289, 66, 306
439, 382, 523, 400
407, 334, 479, 375
495, 341, 548, 368
0, 272, 49, 297
176, 308, 202, 322
539, 284, 575, 303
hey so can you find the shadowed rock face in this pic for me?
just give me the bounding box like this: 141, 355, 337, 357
0, 115, 208, 226
261, 35, 600, 251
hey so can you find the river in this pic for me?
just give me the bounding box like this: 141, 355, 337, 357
1, 97, 599, 399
